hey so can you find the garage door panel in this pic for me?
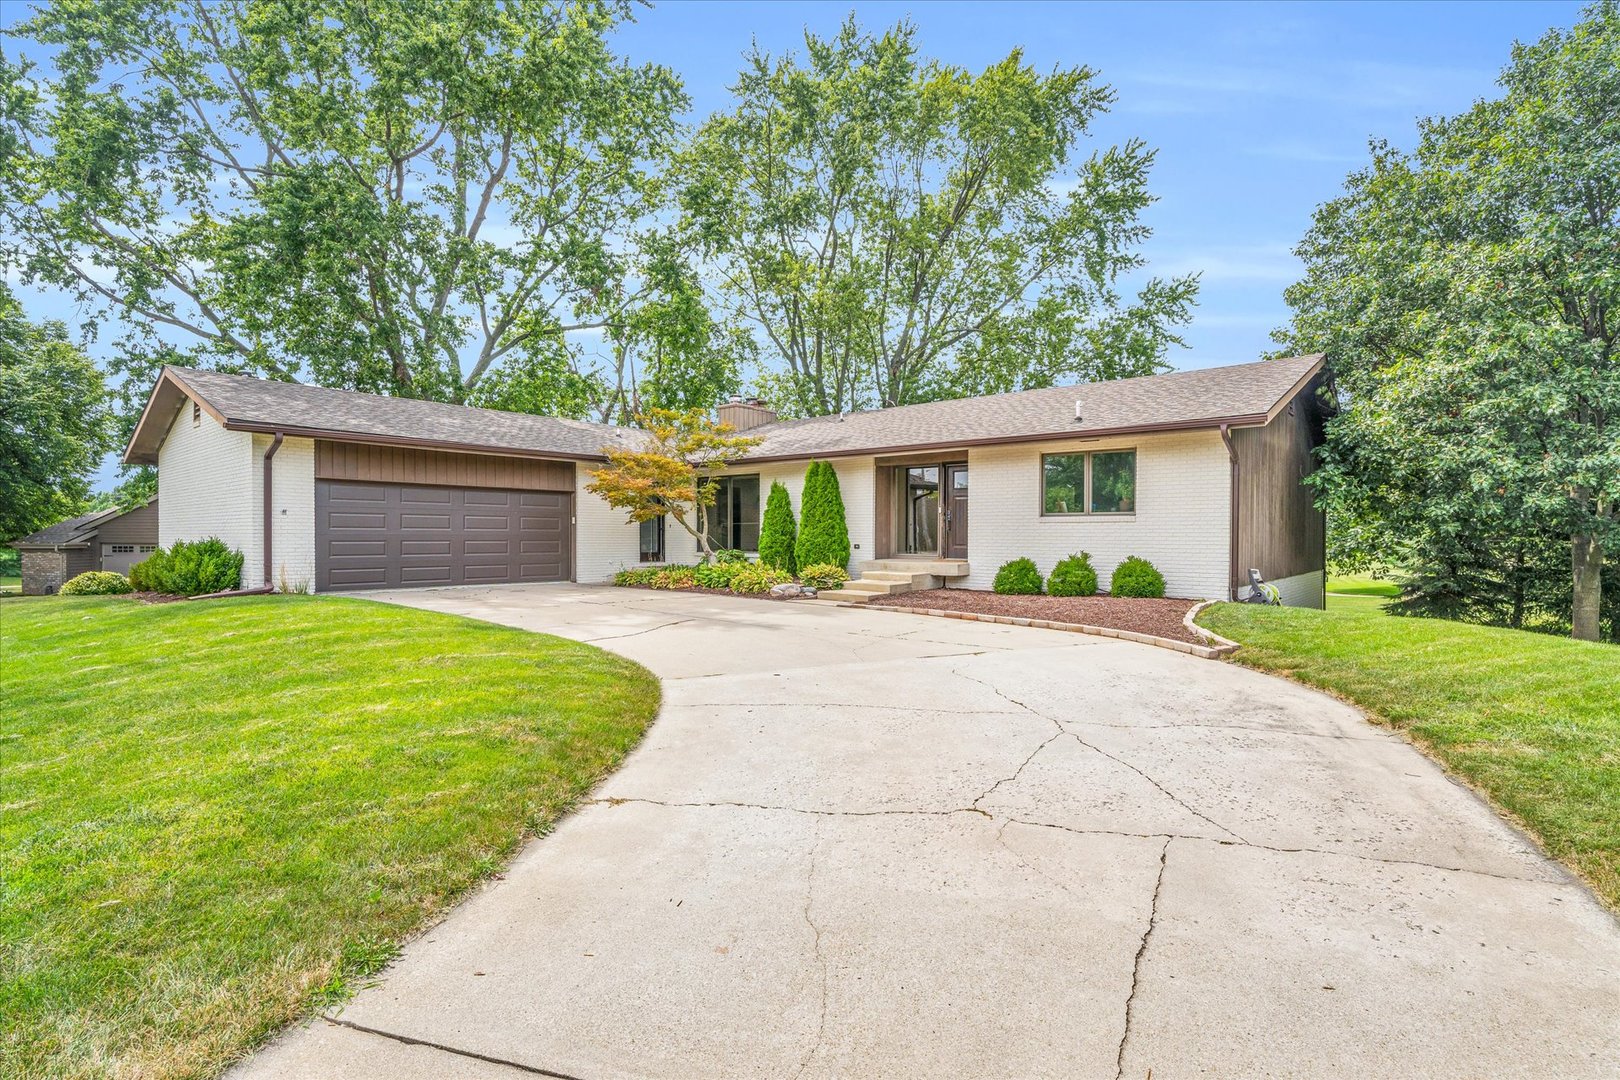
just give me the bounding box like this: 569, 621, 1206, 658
317, 479, 572, 591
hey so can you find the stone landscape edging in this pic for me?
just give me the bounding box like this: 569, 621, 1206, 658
1183, 599, 1243, 655
839, 599, 1240, 660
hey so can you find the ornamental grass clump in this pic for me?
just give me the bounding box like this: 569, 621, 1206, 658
1110, 556, 1166, 598
1047, 552, 1099, 597
993, 557, 1044, 595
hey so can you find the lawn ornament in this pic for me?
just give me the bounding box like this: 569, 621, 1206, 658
1245, 568, 1281, 605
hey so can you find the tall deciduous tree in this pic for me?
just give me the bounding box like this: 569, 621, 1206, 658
1281, 1, 1620, 641
679, 17, 1196, 417
0, 284, 111, 541
585, 409, 761, 561
0, 0, 684, 417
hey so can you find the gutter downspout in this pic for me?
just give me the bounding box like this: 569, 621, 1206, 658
1220, 423, 1239, 602
262, 431, 285, 590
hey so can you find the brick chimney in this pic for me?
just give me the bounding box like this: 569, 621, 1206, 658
717, 394, 777, 432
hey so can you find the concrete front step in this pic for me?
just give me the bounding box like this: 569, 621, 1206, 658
842, 579, 910, 594
815, 588, 875, 603
859, 558, 969, 578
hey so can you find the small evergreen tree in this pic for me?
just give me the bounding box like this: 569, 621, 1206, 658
759, 480, 798, 573
795, 461, 852, 569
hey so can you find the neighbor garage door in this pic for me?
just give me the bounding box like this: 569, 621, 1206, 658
316, 480, 572, 591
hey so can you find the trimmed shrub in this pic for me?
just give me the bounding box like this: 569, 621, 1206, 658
758, 481, 798, 574
798, 563, 849, 591
129, 538, 244, 596
795, 461, 850, 571
728, 564, 793, 594
1110, 556, 1166, 598
128, 548, 171, 592
714, 548, 747, 564
60, 571, 133, 596
1048, 552, 1099, 597
993, 557, 1044, 595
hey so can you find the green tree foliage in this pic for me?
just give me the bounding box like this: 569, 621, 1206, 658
794, 461, 851, 570
60, 571, 134, 596
1280, 2, 1620, 640
0, 284, 110, 542
0, 1, 687, 422
679, 16, 1197, 417
758, 480, 798, 573
130, 538, 245, 596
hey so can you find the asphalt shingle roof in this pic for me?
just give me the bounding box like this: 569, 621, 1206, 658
13, 507, 119, 548
167, 367, 644, 460
746, 354, 1323, 460
145, 355, 1322, 465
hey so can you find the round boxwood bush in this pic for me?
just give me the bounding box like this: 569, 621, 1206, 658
1109, 556, 1166, 598
798, 563, 849, 591
1047, 552, 1098, 597
60, 571, 133, 596
992, 557, 1044, 595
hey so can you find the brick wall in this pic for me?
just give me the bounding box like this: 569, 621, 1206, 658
251, 434, 316, 591
964, 430, 1232, 600
665, 456, 877, 574
21, 550, 68, 595
157, 405, 256, 587
1240, 568, 1324, 609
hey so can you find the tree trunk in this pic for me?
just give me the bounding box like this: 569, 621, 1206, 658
1571, 532, 1602, 641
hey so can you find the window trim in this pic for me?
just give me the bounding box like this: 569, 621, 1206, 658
703, 473, 762, 553
1039, 449, 1137, 517
638, 515, 665, 563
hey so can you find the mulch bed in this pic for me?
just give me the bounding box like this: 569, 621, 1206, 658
867, 588, 1204, 644
129, 591, 186, 604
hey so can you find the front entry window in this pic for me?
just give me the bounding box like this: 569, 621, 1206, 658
903, 467, 939, 554
639, 516, 664, 563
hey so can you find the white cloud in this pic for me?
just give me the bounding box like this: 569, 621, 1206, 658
1150, 243, 1301, 284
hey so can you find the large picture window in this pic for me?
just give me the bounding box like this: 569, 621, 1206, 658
704, 474, 761, 552
1042, 450, 1136, 515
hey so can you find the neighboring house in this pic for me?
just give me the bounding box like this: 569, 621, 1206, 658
121, 355, 1327, 606
12, 501, 160, 595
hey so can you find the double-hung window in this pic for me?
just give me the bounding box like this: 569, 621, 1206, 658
1041, 450, 1136, 515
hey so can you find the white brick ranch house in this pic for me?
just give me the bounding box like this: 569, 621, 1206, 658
121, 354, 1328, 606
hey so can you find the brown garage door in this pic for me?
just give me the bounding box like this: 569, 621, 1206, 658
316, 480, 572, 591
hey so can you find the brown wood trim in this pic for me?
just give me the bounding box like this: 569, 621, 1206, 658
1231, 379, 1327, 585
874, 449, 972, 468
315, 440, 576, 491
235, 422, 604, 463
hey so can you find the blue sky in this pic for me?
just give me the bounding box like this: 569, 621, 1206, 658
1, 0, 1588, 488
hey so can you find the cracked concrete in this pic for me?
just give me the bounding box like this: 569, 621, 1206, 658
231, 583, 1620, 1080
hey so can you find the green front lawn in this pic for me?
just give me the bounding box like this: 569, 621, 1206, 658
0, 575, 20, 594
1, 595, 659, 1080
1198, 602, 1620, 909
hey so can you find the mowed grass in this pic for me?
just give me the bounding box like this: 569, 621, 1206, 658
0, 595, 660, 1079
1198, 601, 1620, 909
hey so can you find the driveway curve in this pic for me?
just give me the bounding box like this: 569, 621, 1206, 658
236, 584, 1620, 1079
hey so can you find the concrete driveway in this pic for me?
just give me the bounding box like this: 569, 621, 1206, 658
235, 584, 1620, 1079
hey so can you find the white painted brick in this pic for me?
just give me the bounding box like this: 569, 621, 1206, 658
964, 430, 1231, 600
156, 407, 256, 586
667, 457, 877, 574
1241, 569, 1324, 609
251, 434, 316, 592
